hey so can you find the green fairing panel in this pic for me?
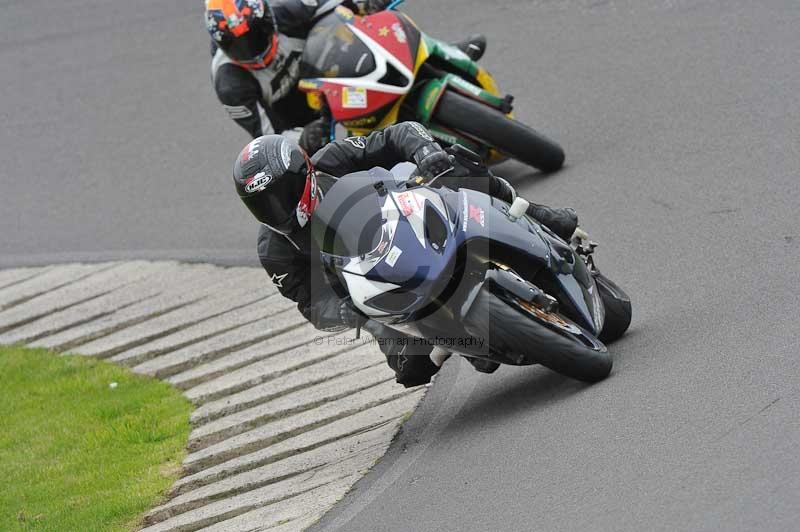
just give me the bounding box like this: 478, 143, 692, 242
416, 74, 506, 124
423, 35, 479, 77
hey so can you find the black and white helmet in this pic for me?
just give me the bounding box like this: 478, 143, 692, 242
232, 135, 318, 234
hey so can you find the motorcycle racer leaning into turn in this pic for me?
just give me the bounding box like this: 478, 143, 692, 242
232, 121, 580, 387
206, 0, 487, 154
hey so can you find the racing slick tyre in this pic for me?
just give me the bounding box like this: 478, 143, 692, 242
463, 288, 611, 382
433, 89, 565, 173
593, 272, 632, 344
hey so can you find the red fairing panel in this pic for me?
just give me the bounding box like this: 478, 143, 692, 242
354, 11, 414, 71
314, 10, 416, 121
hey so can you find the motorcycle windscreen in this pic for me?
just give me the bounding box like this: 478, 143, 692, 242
311, 173, 385, 259
300, 14, 376, 79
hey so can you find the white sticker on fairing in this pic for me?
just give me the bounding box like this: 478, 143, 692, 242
461, 191, 469, 231
385, 246, 403, 267
342, 87, 368, 109
395, 191, 422, 217
392, 22, 407, 44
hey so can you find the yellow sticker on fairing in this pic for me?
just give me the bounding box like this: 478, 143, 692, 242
342, 87, 368, 109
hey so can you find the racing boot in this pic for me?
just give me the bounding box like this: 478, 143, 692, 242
492, 176, 579, 241
527, 204, 579, 242
452, 34, 487, 62
465, 356, 500, 374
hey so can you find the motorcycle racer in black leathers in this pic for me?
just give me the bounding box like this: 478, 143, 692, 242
207, 0, 487, 154
232, 121, 578, 387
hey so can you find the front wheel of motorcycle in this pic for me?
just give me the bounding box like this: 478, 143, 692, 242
463, 288, 612, 382
433, 90, 565, 173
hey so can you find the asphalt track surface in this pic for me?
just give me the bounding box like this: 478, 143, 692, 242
2, 0, 799, 531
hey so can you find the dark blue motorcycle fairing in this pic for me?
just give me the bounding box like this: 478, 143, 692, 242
452, 188, 602, 334
364, 203, 460, 319
533, 229, 602, 334
444, 189, 551, 261
311, 172, 603, 335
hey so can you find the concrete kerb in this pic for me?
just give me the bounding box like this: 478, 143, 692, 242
0, 262, 427, 532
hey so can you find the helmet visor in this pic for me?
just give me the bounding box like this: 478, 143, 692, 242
221, 15, 275, 62
241, 163, 309, 232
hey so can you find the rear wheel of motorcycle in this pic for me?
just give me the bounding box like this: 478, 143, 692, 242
433, 90, 565, 173
594, 272, 632, 343
463, 289, 611, 382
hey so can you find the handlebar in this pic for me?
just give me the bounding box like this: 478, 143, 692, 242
402, 144, 488, 189
445, 143, 482, 163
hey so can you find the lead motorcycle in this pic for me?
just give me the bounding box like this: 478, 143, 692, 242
311, 149, 632, 382
298, 3, 565, 173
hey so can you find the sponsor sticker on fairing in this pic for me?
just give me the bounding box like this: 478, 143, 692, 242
335, 5, 354, 20
385, 246, 403, 267
469, 205, 485, 227
461, 192, 469, 231
342, 87, 368, 109
395, 192, 422, 217
343, 116, 378, 128
392, 23, 407, 44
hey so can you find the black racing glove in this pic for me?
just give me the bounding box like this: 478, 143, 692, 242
413, 144, 452, 178
353, 0, 392, 15
447, 145, 491, 178
338, 299, 367, 329
299, 117, 331, 156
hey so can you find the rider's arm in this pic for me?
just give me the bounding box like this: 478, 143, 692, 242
271, 0, 323, 37
344, 0, 393, 15
272, 0, 389, 36
213, 62, 275, 138
257, 227, 357, 331
311, 121, 441, 175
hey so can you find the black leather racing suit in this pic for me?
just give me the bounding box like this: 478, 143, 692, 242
211, 0, 390, 141
258, 122, 518, 387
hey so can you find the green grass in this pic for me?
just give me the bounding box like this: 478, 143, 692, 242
0, 347, 193, 531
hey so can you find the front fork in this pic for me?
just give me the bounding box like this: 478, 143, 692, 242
460, 266, 558, 324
